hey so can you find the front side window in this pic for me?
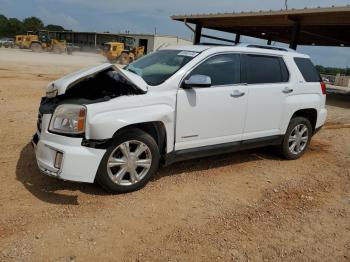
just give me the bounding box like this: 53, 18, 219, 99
243, 54, 289, 84
125, 50, 198, 86
187, 54, 241, 86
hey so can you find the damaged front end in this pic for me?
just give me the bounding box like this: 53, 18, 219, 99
39, 63, 147, 114
32, 63, 150, 183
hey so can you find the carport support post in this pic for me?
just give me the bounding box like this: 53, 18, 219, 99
235, 33, 241, 44
193, 24, 202, 44
289, 22, 300, 50
267, 37, 272, 45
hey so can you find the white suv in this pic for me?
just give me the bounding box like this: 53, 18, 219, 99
32, 44, 327, 193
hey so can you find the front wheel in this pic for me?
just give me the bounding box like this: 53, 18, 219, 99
280, 117, 312, 160
95, 128, 160, 193
31, 43, 42, 52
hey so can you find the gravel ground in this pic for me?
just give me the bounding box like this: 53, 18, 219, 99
0, 48, 349, 262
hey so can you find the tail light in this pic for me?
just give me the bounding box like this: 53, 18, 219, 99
320, 82, 327, 95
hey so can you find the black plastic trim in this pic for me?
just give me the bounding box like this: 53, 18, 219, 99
48, 129, 85, 138
163, 135, 283, 166
314, 126, 323, 135
32, 133, 39, 146
81, 138, 112, 149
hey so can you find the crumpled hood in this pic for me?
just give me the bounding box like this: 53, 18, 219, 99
47, 63, 148, 96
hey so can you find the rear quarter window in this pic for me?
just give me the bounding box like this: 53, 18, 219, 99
294, 57, 321, 82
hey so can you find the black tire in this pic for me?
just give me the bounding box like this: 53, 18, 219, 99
280, 117, 312, 160
31, 42, 42, 52
118, 52, 130, 65
67, 48, 73, 55
53, 46, 60, 54
95, 128, 160, 193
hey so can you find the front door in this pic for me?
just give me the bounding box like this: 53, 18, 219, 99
175, 53, 248, 151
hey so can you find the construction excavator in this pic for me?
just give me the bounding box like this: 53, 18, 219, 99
16, 30, 68, 54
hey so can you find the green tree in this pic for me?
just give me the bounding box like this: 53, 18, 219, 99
46, 24, 65, 31
0, 14, 67, 37
6, 18, 23, 36
0, 14, 7, 26
316, 65, 349, 76
22, 16, 44, 32
0, 14, 8, 37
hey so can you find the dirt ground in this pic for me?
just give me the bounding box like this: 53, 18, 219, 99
0, 48, 350, 262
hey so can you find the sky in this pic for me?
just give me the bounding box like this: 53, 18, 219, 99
1, 0, 350, 67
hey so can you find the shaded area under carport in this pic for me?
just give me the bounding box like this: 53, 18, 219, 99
172, 6, 350, 49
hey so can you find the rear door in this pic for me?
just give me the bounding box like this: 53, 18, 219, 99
242, 54, 291, 140
175, 53, 248, 150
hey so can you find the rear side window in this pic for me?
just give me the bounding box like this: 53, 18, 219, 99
243, 54, 289, 84
294, 57, 321, 82
188, 53, 241, 86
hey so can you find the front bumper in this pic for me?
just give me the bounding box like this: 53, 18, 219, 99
32, 114, 106, 183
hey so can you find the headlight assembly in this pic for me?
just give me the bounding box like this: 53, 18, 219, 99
49, 104, 86, 135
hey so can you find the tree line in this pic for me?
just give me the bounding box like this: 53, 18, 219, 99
316, 65, 349, 76
0, 15, 66, 38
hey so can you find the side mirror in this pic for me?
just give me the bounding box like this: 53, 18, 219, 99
183, 75, 212, 89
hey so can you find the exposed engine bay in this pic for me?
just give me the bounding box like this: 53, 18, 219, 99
39, 68, 146, 114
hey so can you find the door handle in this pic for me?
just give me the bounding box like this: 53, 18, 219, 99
230, 90, 245, 98
282, 87, 293, 94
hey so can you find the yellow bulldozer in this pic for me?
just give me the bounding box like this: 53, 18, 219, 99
16, 30, 67, 54
102, 39, 145, 65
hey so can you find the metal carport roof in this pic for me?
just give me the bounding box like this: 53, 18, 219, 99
171, 6, 350, 49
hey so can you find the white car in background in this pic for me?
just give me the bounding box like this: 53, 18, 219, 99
32, 44, 327, 193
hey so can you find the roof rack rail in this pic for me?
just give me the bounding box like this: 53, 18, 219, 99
245, 44, 289, 52
197, 42, 233, 46
195, 42, 296, 52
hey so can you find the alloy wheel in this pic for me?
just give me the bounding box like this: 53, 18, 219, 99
107, 140, 152, 186
288, 124, 309, 155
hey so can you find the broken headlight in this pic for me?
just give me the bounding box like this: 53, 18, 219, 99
49, 104, 86, 134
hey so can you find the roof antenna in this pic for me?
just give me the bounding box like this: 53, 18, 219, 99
285, 0, 288, 10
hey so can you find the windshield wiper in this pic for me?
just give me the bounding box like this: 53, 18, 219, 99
127, 67, 139, 75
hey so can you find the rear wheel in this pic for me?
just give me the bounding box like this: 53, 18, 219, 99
96, 128, 160, 193
280, 117, 312, 160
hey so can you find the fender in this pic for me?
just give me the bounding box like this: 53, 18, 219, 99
281, 93, 321, 133
86, 104, 175, 153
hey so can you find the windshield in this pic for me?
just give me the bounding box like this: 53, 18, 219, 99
124, 50, 199, 86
